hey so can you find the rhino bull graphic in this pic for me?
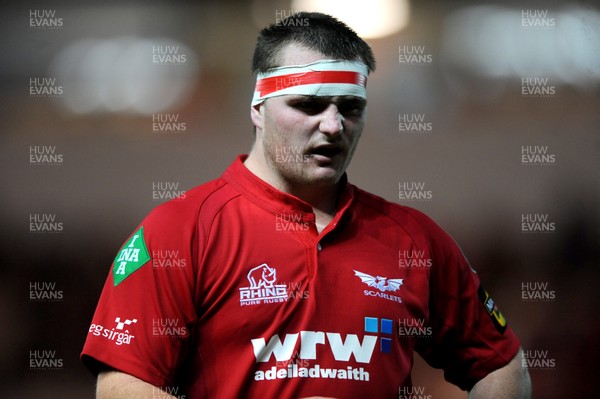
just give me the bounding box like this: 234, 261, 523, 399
247, 263, 277, 288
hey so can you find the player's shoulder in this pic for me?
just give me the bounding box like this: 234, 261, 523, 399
351, 185, 460, 258
144, 176, 238, 226
351, 184, 445, 235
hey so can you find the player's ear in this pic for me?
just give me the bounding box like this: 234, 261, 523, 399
250, 103, 264, 131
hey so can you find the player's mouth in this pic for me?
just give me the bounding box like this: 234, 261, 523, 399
307, 145, 344, 163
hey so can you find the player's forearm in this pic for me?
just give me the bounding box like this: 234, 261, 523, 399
97, 370, 177, 399
468, 348, 531, 399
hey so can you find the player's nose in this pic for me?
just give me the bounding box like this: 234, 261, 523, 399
318, 104, 343, 136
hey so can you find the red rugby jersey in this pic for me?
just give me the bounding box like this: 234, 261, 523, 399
81, 155, 520, 398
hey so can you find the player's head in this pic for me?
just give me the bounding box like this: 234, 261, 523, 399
251, 12, 376, 75
246, 13, 376, 190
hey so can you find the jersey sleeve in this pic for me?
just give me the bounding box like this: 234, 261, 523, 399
81, 200, 199, 389
410, 210, 521, 391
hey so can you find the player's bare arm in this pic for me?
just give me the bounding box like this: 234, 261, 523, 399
97, 370, 177, 399
469, 348, 532, 399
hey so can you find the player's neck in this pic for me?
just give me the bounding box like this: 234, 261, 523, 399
244, 152, 340, 225
281, 185, 339, 234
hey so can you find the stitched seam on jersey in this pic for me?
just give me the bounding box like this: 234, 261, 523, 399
195, 183, 241, 251
192, 181, 241, 286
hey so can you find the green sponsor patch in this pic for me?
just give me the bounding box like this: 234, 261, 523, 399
113, 226, 150, 286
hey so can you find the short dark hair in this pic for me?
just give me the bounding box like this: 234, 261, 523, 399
252, 12, 376, 74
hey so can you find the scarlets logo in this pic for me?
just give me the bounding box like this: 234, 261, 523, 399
353, 270, 403, 292
354, 270, 404, 304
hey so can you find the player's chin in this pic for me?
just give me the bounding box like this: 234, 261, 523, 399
308, 151, 347, 166
308, 153, 348, 172
306, 166, 344, 185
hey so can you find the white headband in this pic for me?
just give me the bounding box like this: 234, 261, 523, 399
251, 59, 368, 106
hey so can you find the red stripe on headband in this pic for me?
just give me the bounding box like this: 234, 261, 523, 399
256, 70, 366, 97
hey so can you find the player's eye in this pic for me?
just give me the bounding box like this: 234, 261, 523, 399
291, 100, 327, 115
338, 99, 366, 117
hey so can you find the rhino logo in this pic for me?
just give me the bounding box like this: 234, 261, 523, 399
247, 263, 277, 288
239, 263, 288, 306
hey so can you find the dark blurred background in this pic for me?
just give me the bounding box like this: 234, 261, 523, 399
1, 0, 598, 397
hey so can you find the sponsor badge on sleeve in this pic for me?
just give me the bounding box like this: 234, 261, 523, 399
113, 226, 150, 286
478, 285, 508, 334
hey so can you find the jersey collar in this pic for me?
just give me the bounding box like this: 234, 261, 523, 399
223, 155, 355, 222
